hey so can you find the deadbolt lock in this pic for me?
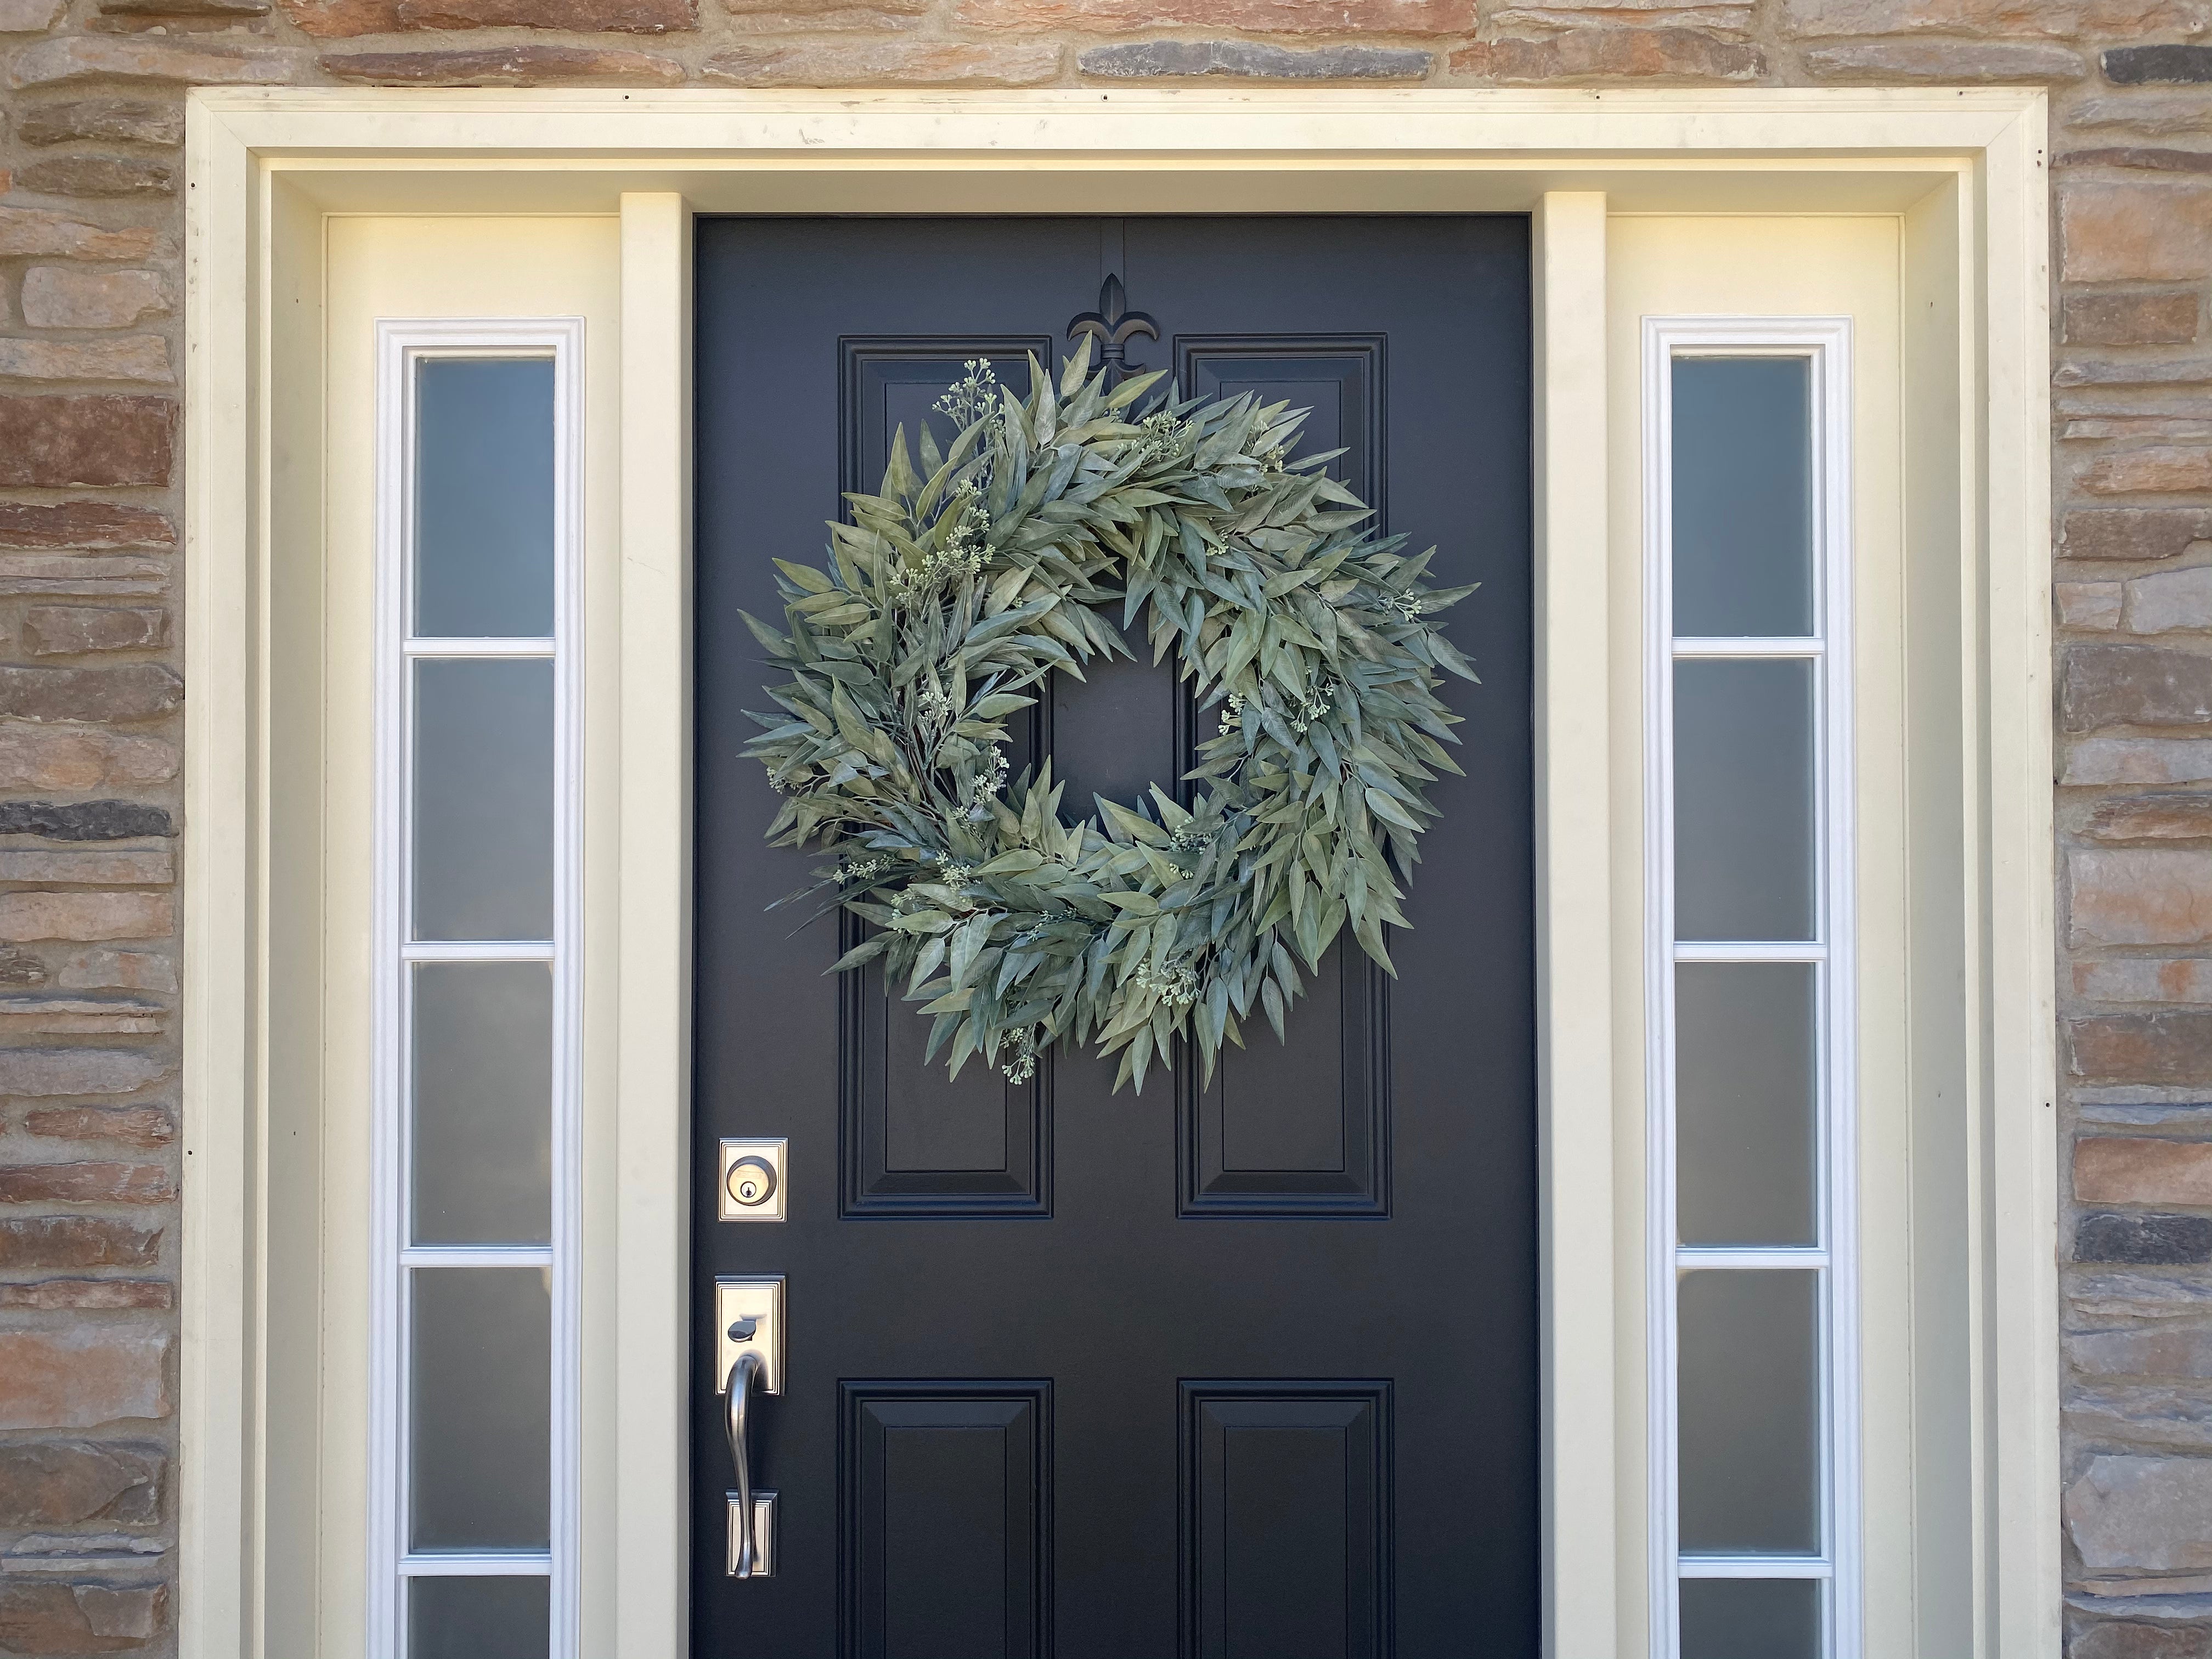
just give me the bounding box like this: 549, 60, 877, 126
729, 1158, 775, 1207
719, 1138, 787, 1222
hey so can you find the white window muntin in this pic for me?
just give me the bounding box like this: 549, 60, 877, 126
1643, 317, 1860, 1659
370, 318, 585, 1659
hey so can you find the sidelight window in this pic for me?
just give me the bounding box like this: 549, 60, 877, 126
370, 324, 583, 1659
1644, 324, 1859, 1659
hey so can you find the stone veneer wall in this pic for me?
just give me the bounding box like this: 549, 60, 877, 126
0, 0, 2203, 1654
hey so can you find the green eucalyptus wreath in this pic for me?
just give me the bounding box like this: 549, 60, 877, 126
743, 345, 1477, 1093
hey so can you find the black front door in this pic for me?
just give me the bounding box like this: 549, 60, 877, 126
693, 217, 1534, 1656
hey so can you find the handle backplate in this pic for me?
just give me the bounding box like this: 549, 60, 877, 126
715, 1276, 785, 1396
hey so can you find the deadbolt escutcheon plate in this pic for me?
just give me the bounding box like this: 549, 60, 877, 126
719, 1137, 787, 1222
715, 1274, 785, 1397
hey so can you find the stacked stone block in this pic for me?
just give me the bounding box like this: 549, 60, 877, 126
0, 0, 2202, 1651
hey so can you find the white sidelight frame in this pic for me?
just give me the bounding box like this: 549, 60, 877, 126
181, 89, 2056, 1659
369, 319, 587, 1658
1641, 319, 1860, 1657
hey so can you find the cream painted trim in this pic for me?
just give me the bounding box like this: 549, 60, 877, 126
182, 88, 2055, 1659
1532, 189, 1617, 1659
612, 190, 692, 1658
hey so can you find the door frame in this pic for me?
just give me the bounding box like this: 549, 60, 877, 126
181, 87, 2053, 1658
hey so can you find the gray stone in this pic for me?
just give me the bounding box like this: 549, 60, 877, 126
16, 100, 184, 148
2109, 45, 2212, 84
0, 1048, 165, 1098
1079, 40, 1432, 80
2070, 1620, 2212, 1659
2068, 1454, 2212, 1572
0, 802, 172, 842
2065, 645, 2212, 732
2134, 567, 2212, 632
0, 665, 181, 724
1804, 38, 2085, 81
2070, 1383, 2212, 1448
2081, 1212, 2212, 1265
0, 1442, 160, 1528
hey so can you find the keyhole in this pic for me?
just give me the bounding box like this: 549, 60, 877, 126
726, 1154, 777, 1209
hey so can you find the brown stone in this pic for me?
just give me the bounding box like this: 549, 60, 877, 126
2062, 580, 2124, 628
723, 0, 925, 24
0, 1581, 166, 1653
2066, 509, 2212, 562
100, 0, 270, 14
0, 892, 173, 943
0, 665, 180, 723
14, 156, 174, 199
2074, 956, 2212, 1001
319, 44, 686, 84
58, 952, 173, 995
2063, 182, 2212, 282
0, 1164, 171, 1205
0, 505, 171, 552
280, 0, 693, 31
0, 1328, 166, 1429
0, 1441, 160, 1527
2070, 1622, 2211, 1659
24, 608, 168, 658
1802, 38, 2084, 80
2087, 793, 2212, 840
2073, 94, 2212, 136
0, 999, 161, 1035
0, 399, 171, 490
2067, 292, 2202, 346
2064, 644, 2212, 731
0, 851, 172, 885
2087, 445, 2212, 494
2070, 1321, 2212, 1379
0, 0, 65, 25
2071, 848, 2212, 943
2070, 1010, 2212, 1082
0, 558, 170, 599
0, 1279, 170, 1310
23, 1106, 173, 1148
2079, 1137, 2212, 1206
0, 206, 155, 263
955, 0, 1471, 28
704, 40, 1062, 84
0, 725, 177, 791
17, 101, 184, 149
2066, 148, 2212, 175
7, 35, 306, 86
1451, 29, 1763, 81
0, 1217, 156, 1270
1784, 0, 2205, 31
0, 337, 170, 386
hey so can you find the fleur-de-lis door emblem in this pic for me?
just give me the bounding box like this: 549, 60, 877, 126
1066, 273, 1159, 382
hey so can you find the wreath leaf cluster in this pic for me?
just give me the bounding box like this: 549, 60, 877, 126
742, 344, 1477, 1093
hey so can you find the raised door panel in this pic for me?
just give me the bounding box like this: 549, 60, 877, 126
1180, 1381, 1392, 1659
1172, 335, 1393, 1217
841, 1381, 1051, 1659
838, 337, 1056, 1217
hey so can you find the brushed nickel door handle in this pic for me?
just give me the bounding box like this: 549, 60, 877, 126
724, 1339, 768, 1578
715, 1277, 783, 1579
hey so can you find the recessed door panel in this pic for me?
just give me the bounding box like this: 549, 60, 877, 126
842, 1382, 1050, 1659
1181, 1382, 1392, 1659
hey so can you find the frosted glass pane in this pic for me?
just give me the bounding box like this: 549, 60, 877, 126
411, 963, 552, 1247
410, 1267, 550, 1551
1679, 1269, 1820, 1554
413, 659, 554, 943
1672, 357, 1814, 639
415, 358, 556, 639
1679, 1578, 1820, 1659
1677, 963, 1818, 1247
1674, 659, 1815, 943
410, 1576, 549, 1659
